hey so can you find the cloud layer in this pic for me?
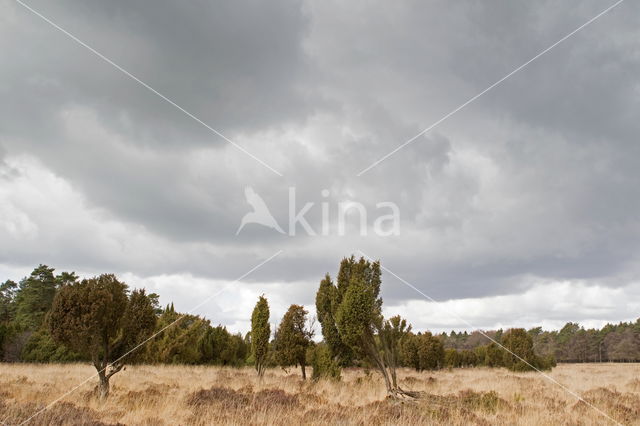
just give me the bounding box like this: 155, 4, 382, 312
1, 0, 639, 331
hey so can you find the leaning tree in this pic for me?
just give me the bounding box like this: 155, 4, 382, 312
48, 274, 156, 399
316, 256, 419, 398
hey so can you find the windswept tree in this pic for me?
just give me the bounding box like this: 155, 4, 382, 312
274, 304, 313, 379
315, 256, 378, 370
48, 274, 156, 398
378, 315, 411, 387
251, 295, 270, 377
319, 256, 418, 398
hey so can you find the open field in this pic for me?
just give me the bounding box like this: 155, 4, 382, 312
1, 363, 639, 425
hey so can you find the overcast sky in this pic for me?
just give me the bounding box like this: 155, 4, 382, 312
1, 0, 639, 334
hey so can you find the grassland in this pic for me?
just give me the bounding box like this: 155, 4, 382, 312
1, 363, 639, 425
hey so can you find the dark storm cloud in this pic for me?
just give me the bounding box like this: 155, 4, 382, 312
1, 0, 311, 242
1, 0, 640, 318
3, 0, 310, 141
315, 0, 640, 297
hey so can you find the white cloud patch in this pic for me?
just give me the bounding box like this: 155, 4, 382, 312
385, 279, 640, 333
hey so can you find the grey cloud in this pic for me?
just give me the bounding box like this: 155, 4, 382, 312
1, 0, 312, 243
4, 0, 311, 141
1, 0, 640, 330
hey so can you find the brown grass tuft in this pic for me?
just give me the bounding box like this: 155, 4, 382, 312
575, 387, 640, 424
627, 378, 640, 391
0, 399, 122, 426
253, 388, 299, 408
185, 386, 250, 409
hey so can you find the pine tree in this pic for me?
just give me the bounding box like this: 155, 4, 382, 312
0, 280, 18, 324
14, 265, 57, 330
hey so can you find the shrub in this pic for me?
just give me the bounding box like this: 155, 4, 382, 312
444, 348, 460, 368
310, 343, 341, 381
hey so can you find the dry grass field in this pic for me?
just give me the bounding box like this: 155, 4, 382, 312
0, 363, 639, 425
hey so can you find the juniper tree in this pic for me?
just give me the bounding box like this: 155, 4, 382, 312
417, 332, 445, 370
318, 256, 418, 398
251, 295, 270, 377
315, 274, 349, 367
484, 342, 503, 367
309, 343, 341, 380
147, 307, 209, 364
315, 256, 373, 367
274, 304, 313, 379
198, 325, 248, 366
501, 328, 551, 371
400, 332, 420, 370
400, 331, 444, 371
444, 348, 460, 368
48, 274, 156, 399
378, 315, 411, 388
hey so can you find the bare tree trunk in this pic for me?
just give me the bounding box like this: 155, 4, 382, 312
301, 363, 306, 380
257, 361, 266, 378
365, 338, 394, 393
365, 334, 420, 400
98, 369, 110, 400
93, 348, 124, 400
388, 353, 398, 389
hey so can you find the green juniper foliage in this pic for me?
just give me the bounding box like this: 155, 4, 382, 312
317, 256, 417, 397
251, 295, 271, 377
274, 304, 313, 379
48, 275, 156, 399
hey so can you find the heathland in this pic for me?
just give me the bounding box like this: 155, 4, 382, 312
1, 363, 639, 425
3, 261, 640, 424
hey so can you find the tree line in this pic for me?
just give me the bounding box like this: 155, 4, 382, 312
441, 320, 640, 363
1, 259, 639, 398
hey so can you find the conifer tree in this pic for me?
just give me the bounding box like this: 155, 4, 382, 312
318, 256, 418, 398
501, 328, 552, 371
274, 304, 313, 379
251, 295, 270, 377
15, 265, 57, 330
48, 275, 156, 398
